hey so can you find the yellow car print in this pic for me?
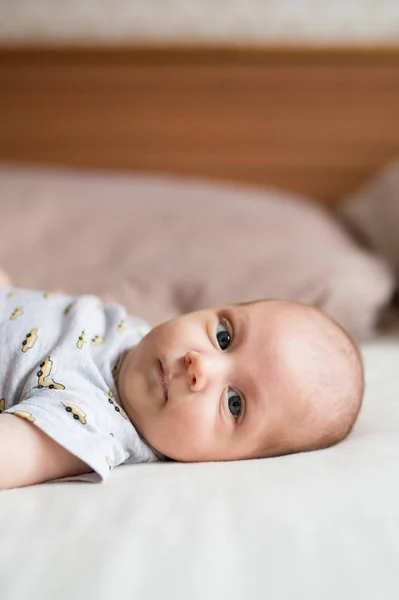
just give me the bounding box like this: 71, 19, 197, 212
13, 410, 35, 423
64, 301, 77, 316
0, 398, 4, 412
117, 318, 126, 333
10, 306, 23, 320
105, 456, 114, 470
36, 356, 66, 390
37, 356, 53, 382
43, 292, 53, 300
22, 328, 38, 352
105, 390, 128, 420
39, 379, 65, 390
91, 335, 103, 347
77, 330, 87, 349
61, 401, 87, 425
6, 290, 17, 299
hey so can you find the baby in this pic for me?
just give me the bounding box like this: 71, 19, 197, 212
0, 288, 364, 490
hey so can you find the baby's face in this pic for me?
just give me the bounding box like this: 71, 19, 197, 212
118, 300, 329, 462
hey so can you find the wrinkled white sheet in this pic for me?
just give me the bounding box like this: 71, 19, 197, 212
1, 331, 399, 600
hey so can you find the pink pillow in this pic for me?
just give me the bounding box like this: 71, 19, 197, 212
0, 165, 394, 341
339, 160, 399, 285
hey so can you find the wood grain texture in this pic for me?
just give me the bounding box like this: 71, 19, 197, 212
0, 46, 398, 204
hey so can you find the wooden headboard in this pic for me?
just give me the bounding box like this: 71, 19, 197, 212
0, 46, 398, 205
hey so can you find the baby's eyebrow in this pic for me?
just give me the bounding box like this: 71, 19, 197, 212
225, 306, 259, 406
225, 306, 247, 349
231, 307, 265, 410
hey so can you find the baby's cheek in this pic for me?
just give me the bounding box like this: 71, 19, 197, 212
164, 401, 209, 448
166, 400, 201, 433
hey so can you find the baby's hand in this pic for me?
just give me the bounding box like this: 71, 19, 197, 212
0, 268, 12, 287
0, 414, 90, 490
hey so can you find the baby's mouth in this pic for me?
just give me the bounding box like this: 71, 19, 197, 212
158, 360, 169, 403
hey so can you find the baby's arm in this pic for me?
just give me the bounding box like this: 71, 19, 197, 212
0, 414, 91, 490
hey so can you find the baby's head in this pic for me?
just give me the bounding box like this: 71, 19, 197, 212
118, 300, 364, 462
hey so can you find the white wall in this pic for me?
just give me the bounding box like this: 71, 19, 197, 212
0, 0, 398, 46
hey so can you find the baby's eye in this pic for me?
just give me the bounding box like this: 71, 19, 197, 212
215, 319, 232, 351
227, 389, 243, 418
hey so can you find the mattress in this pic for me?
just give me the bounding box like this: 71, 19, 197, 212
1, 331, 399, 600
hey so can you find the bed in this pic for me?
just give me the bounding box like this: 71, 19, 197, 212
1, 44, 399, 600
1, 328, 399, 599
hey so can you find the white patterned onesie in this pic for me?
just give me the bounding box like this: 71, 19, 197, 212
0, 287, 162, 481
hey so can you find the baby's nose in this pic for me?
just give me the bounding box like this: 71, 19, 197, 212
184, 351, 210, 392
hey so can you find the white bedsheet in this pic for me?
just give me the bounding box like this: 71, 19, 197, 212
1, 332, 399, 600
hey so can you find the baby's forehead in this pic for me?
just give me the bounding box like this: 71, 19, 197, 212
232, 298, 333, 330
227, 300, 340, 373
230, 299, 311, 329
223, 302, 292, 373
222, 301, 318, 451
221, 300, 360, 457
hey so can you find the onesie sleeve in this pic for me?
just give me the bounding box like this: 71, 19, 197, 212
4, 387, 121, 482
